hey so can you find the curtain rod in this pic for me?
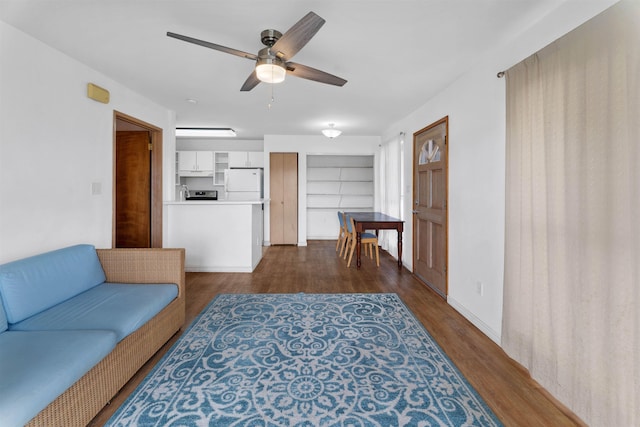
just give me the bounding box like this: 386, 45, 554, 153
497, 71, 505, 78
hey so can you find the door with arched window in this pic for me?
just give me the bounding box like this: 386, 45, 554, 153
413, 117, 448, 297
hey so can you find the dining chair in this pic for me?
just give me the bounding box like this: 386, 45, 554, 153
343, 212, 373, 259
336, 211, 348, 255
346, 215, 379, 267
342, 212, 353, 259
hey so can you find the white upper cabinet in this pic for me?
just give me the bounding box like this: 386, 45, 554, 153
178, 151, 214, 176
229, 151, 264, 168
247, 152, 264, 168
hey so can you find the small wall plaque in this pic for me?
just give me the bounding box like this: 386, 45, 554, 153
87, 83, 110, 104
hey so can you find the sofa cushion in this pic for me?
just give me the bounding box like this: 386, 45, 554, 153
0, 297, 7, 332
0, 245, 106, 324
0, 329, 117, 427
11, 283, 178, 341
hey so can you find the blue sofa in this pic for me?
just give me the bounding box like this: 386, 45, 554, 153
0, 244, 185, 427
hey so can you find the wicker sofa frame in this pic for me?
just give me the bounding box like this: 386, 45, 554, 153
25, 248, 186, 427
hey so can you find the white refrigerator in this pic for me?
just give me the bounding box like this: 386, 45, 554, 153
224, 168, 263, 200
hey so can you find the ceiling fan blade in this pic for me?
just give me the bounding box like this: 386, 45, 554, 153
271, 12, 325, 60
240, 70, 261, 91
285, 62, 347, 87
167, 32, 258, 61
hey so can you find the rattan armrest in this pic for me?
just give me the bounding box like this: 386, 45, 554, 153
96, 248, 185, 297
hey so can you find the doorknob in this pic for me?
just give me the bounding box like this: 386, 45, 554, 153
412, 210, 419, 214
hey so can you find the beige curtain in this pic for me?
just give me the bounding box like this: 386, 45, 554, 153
379, 133, 403, 256
502, 1, 639, 425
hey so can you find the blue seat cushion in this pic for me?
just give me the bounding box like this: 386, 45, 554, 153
10, 283, 178, 341
0, 245, 106, 324
0, 329, 117, 426
0, 297, 7, 332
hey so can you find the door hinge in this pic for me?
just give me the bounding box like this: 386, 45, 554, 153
148, 143, 153, 151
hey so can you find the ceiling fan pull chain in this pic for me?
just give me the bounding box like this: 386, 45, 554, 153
268, 84, 275, 109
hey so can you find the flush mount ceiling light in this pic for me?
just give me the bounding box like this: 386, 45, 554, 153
322, 123, 342, 139
176, 128, 236, 138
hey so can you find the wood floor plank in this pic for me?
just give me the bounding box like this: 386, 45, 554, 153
89, 241, 584, 426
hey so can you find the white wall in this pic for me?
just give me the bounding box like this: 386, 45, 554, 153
176, 139, 263, 152
0, 21, 176, 263
381, 0, 620, 342
263, 135, 380, 246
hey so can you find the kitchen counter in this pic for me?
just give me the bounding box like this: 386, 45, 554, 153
165, 200, 264, 272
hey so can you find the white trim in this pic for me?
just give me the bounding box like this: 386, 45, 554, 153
447, 296, 501, 345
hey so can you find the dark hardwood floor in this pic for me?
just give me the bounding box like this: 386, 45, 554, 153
90, 241, 584, 426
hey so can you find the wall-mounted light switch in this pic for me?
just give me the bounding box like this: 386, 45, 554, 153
91, 182, 102, 196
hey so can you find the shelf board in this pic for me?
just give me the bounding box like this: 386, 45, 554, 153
307, 166, 374, 169
307, 207, 374, 210
307, 193, 374, 196
307, 180, 373, 183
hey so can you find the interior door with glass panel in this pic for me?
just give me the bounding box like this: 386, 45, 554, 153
413, 117, 448, 297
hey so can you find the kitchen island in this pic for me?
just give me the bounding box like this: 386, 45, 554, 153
165, 200, 265, 272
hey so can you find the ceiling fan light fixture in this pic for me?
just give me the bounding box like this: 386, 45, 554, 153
322, 123, 342, 139
256, 62, 286, 84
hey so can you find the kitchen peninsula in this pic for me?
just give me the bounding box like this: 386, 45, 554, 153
165, 200, 264, 272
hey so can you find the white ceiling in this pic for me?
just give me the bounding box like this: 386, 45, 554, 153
1, 0, 568, 139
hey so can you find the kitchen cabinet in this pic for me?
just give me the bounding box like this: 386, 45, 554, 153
178, 151, 214, 176
229, 151, 264, 168
166, 200, 264, 272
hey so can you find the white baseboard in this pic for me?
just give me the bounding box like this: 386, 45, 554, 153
186, 266, 254, 273
263, 241, 307, 246
447, 297, 501, 345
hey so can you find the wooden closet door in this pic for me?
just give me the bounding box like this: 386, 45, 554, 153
270, 153, 285, 244
282, 153, 298, 244
270, 153, 298, 245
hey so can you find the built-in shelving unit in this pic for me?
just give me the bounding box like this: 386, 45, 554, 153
214, 152, 229, 185
307, 155, 374, 239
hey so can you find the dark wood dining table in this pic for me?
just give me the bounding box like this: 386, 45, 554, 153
345, 212, 404, 270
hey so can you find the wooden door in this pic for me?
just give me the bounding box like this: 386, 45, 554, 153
270, 152, 298, 245
413, 117, 448, 297
115, 131, 151, 247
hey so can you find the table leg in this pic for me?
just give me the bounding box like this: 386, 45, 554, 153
356, 231, 362, 269
397, 228, 403, 270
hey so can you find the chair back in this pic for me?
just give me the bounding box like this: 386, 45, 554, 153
345, 213, 353, 233
337, 211, 344, 227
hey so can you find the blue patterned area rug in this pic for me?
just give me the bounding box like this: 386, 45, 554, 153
106, 293, 502, 426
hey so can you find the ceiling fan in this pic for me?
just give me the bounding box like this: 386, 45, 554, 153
167, 11, 347, 91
